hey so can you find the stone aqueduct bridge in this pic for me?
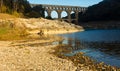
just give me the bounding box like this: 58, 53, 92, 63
31, 4, 87, 24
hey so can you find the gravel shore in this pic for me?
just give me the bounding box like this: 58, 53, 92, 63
0, 38, 77, 71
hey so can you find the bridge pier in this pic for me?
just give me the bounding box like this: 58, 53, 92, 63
57, 10, 62, 21
75, 12, 79, 24
68, 11, 71, 23
47, 10, 51, 18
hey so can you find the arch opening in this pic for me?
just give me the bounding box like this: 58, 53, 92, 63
61, 11, 68, 19
44, 11, 48, 18
70, 11, 76, 19
51, 10, 58, 19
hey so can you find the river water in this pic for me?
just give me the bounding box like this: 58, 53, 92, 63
59, 29, 120, 67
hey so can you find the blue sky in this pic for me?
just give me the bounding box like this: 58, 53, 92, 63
28, 0, 102, 18
28, 0, 102, 7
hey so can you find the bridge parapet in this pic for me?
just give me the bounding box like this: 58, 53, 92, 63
31, 4, 86, 11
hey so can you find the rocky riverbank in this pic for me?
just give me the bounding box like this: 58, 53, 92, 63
53, 44, 120, 71
0, 35, 119, 71
0, 17, 84, 71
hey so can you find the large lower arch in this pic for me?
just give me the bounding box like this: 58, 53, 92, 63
44, 11, 48, 18
31, 4, 87, 24
70, 11, 76, 19
51, 10, 58, 19
61, 11, 68, 19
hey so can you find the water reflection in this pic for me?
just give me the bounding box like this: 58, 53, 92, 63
60, 37, 120, 56
57, 30, 120, 67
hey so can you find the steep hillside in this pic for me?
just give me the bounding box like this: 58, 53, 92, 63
78, 0, 120, 22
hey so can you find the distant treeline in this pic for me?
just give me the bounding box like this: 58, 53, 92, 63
0, 0, 44, 18
78, 0, 120, 22
0, 0, 31, 17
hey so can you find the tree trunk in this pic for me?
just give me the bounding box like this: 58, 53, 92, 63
13, 0, 18, 11
0, 0, 3, 12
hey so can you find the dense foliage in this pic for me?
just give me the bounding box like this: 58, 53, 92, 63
78, 0, 120, 22
31, 5, 45, 18
0, 0, 45, 18
0, 0, 31, 16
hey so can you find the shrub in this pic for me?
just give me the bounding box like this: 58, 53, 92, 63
12, 11, 23, 17
1, 5, 7, 13
26, 11, 41, 18
45, 16, 53, 20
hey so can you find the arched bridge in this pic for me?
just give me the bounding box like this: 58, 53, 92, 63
31, 4, 87, 24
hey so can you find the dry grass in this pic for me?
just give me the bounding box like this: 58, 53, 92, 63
0, 15, 29, 40
0, 23, 28, 40
0, 28, 28, 40
0, 13, 16, 19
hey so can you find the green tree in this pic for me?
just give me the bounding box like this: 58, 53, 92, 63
32, 5, 45, 17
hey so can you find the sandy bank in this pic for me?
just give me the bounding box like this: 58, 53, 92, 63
28, 29, 84, 35
0, 18, 84, 35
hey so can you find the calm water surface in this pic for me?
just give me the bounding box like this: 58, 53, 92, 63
59, 29, 120, 67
